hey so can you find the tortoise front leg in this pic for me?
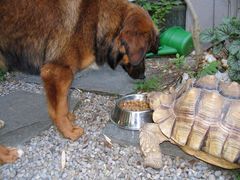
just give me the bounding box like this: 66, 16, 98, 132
140, 123, 167, 169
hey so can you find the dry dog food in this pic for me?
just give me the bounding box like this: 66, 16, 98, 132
119, 100, 150, 111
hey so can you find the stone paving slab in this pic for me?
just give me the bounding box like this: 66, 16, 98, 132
14, 73, 42, 84
0, 91, 77, 146
103, 122, 196, 160
72, 65, 136, 95
15, 65, 137, 96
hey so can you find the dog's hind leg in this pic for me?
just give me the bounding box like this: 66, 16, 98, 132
41, 63, 84, 141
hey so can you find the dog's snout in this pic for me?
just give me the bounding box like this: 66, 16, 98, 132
121, 60, 145, 80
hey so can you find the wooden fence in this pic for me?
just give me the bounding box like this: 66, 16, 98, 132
186, 0, 240, 31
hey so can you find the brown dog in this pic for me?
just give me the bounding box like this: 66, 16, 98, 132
0, 0, 159, 163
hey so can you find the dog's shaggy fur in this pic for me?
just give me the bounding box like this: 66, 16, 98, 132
0, 0, 159, 163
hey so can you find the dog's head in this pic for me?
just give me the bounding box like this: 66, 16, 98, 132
108, 5, 159, 79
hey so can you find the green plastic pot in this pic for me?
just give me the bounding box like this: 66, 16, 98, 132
160, 26, 193, 56
146, 26, 194, 58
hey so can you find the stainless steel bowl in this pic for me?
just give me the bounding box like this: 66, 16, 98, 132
111, 94, 153, 130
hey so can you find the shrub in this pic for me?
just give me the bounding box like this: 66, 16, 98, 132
135, 0, 183, 30
171, 53, 186, 69
134, 75, 162, 92
196, 61, 220, 78
200, 17, 240, 82
0, 69, 6, 81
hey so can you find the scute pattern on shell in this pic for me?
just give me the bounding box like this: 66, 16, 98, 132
150, 75, 240, 164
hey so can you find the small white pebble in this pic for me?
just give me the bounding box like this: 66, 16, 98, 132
0, 119, 4, 128
182, 73, 189, 82
221, 59, 228, 67
208, 174, 216, 180
17, 149, 24, 157
214, 170, 222, 177
205, 53, 216, 63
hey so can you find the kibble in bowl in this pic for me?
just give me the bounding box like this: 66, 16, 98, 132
119, 100, 150, 111
111, 94, 153, 130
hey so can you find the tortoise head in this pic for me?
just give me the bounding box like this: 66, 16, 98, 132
147, 91, 175, 110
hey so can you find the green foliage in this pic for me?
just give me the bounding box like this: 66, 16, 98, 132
136, 56, 219, 92
135, 0, 182, 30
200, 17, 240, 45
134, 75, 162, 92
197, 61, 220, 78
170, 54, 219, 79
228, 54, 240, 82
0, 69, 6, 81
228, 40, 240, 55
200, 17, 240, 82
234, 170, 240, 180
171, 53, 186, 69
200, 29, 216, 43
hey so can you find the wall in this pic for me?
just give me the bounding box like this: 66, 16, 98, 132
186, 0, 240, 31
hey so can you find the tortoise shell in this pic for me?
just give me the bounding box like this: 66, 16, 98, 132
149, 75, 240, 167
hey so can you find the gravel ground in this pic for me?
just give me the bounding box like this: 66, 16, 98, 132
0, 60, 239, 179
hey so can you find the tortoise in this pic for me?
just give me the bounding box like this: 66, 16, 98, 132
139, 75, 240, 169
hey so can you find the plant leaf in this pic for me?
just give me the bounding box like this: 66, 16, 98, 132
228, 40, 240, 55
134, 75, 162, 92
222, 17, 232, 24
0, 69, 6, 81
143, 3, 152, 11
200, 29, 216, 43
236, 51, 240, 60
197, 61, 219, 78
212, 43, 223, 55
215, 24, 232, 41
228, 17, 240, 35
228, 54, 240, 71
228, 69, 240, 82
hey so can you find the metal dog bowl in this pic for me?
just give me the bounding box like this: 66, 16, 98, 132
111, 94, 153, 130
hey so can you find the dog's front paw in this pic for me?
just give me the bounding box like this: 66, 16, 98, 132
63, 126, 84, 141
55, 116, 84, 141
0, 146, 23, 164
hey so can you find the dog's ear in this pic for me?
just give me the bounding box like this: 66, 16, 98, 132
119, 7, 159, 65
107, 6, 159, 68
107, 31, 148, 68
150, 26, 160, 54
120, 31, 148, 65
107, 36, 126, 69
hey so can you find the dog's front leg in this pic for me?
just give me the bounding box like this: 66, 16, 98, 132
0, 145, 19, 164
40, 63, 84, 141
